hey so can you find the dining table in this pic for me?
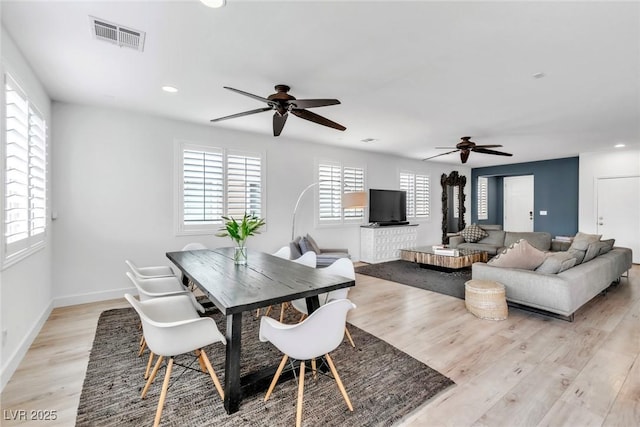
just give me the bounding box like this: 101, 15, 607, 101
165, 247, 355, 414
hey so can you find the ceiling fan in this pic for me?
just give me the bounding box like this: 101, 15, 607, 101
423, 136, 513, 164
210, 84, 346, 136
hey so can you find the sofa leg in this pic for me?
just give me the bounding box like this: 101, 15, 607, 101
568, 313, 575, 322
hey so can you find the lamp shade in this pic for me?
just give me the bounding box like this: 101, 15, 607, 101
200, 0, 226, 8
342, 191, 368, 209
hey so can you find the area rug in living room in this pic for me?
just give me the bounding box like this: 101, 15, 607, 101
355, 260, 471, 299
76, 307, 454, 426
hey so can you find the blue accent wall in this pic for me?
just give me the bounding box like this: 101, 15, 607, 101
471, 157, 579, 238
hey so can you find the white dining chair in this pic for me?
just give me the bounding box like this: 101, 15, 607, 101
125, 259, 176, 280
259, 299, 356, 427
290, 258, 356, 347
125, 293, 226, 427
258, 246, 294, 317
278, 251, 317, 322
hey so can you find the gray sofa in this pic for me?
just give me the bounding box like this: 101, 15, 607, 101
472, 246, 633, 320
449, 225, 570, 255
290, 234, 351, 267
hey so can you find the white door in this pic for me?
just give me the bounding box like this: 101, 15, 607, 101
597, 176, 640, 263
503, 175, 534, 231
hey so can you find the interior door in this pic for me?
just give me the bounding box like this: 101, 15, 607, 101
503, 175, 534, 231
597, 176, 640, 263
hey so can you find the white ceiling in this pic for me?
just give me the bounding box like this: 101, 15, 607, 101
2, 0, 639, 167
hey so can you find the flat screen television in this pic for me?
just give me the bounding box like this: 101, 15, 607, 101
368, 189, 408, 225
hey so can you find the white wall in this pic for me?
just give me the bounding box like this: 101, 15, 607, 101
579, 149, 640, 262
51, 102, 470, 305
0, 28, 53, 389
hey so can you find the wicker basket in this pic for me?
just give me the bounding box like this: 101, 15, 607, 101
464, 279, 508, 320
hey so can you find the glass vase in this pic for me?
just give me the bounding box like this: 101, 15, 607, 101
234, 245, 247, 265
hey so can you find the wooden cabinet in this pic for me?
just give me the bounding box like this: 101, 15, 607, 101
360, 225, 418, 263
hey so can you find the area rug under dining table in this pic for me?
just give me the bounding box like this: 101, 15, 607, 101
76, 306, 454, 426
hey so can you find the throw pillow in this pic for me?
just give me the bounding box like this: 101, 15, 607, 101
569, 232, 602, 251
289, 236, 303, 259
600, 239, 615, 255
460, 224, 489, 243
583, 241, 606, 263
488, 239, 547, 270
298, 237, 315, 254
536, 251, 577, 274
567, 248, 586, 265
305, 234, 322, 254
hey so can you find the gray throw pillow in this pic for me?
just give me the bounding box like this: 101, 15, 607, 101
600, 239, 615, 255
569, 232, 602, 251
536, 252, 577, 274
568, 249, 586, 265
289, 236, 302, 259
583, 241, 604, 263
299, 237, 314, 254
305, 234, 322, 254
460, 224, 489, 243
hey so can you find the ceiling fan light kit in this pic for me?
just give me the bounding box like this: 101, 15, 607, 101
210, 84, 346, 136
423, 136, 513, 164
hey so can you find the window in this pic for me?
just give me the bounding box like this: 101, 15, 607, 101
317, 161, 365, 224
3, 74, 47, 263
400, 171, 430, 219
477, 176, 488, 220
177, 142, 264, 234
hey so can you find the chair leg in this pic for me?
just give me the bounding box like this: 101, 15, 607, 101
296, 361, 305, 427
264, 354, 289, 402
199, 349, 225, 400
256, 308, 261, 317
142, 356, 164, 399
279, 303, 287, 322
311, 358, 317, 380
265, 305, 273, 316
325, 353, 353, 411
145, 351, 155, 379
345, 327, 356, 348
195, 349, 207, 372
138, 336, 147, 357
298, 313, 307, 323
153, 357, 173, 427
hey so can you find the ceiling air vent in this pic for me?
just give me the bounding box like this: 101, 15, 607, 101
90, 16, 145, 52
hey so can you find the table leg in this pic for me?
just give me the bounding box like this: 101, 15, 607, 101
224, 312, 242, 414
305, 295, 320, 315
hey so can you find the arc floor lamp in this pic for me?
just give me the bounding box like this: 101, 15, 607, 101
291, 182, 368, 240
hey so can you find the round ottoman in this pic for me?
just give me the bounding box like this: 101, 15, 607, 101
464, 279, 508, 320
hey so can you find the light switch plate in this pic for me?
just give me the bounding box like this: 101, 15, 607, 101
540, 210, 548, 215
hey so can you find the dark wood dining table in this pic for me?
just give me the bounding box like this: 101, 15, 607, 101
165, 247, 355, 414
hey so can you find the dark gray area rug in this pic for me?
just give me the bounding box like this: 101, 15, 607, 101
76, 306, 454, 426
355, 260, 471, 299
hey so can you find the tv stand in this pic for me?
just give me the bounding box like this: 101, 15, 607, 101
360, 224, 418, 263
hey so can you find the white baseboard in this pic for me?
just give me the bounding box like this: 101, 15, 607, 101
1, 301, 53, 392
53, 286, 136, 308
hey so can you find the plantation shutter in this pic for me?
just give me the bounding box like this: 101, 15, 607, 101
478, 177, 488, 220
343, 166, 365, 219
415, 174, 430, 218
4, 74, 47, 258
399, 172, 415, 218
226, 153, 262, 218
183, 148, 224, 224
318, 163, 342, 222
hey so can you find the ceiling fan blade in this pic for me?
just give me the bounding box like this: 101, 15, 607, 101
434, 146, 458, 149
290, 99, 341, 109
461, 150, 471, 163
223, 86, 271, 103
273, 112, 288, 136
291, 109, 346, 131
473, 147, 513, 156
210, 106, 273, 122
422, 149, 460, 161
474, 144, 503, 149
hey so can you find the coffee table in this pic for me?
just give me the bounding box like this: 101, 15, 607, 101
400, 246, 488, 269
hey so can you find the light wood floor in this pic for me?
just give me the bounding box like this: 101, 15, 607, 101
1, 265, 638, 426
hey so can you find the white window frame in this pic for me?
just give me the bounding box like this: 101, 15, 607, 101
400, 170, 430, 220
316, 160, 366, 226
477, 176, 489, 220
174, 140, 266, 235
2, 73, 48, 267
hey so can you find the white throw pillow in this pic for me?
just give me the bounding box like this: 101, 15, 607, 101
488, 239, 547, 270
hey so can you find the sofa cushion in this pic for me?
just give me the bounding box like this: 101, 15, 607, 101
568, 248, 586, 265
457, 242, 503, 255
536, 251, 577, 274
460, 224, 488, 243
504, 232, 552, 251
477, 229, 506, 246
488, 239, 547, 270
570, 232, 601, 251
289, 236, 303, 259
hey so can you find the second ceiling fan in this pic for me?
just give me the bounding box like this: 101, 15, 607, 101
210, 84, 346, 136
423, 136, 513, 163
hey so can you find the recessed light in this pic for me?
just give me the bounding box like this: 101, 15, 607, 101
162, 86, 178, 93
615, 143, 626, 148
200, 0, 226, 8
532, 72, 546, 79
